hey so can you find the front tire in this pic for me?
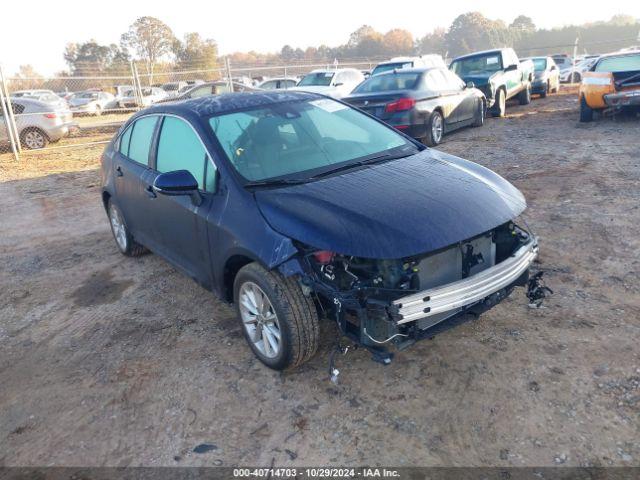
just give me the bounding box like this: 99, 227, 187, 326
107, 200, 146, 256
234, 263, 319, 370
540, 81, 549, 98
423, 110, 444, 146
491, 88, 506, 117
518, 84, 532, 105
579, 96, 594, 122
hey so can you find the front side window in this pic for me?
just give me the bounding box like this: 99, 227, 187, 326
156, 116, 213, 190
127, 116, 158, 165
451, 53, 503, 76
209, 98, 414, 182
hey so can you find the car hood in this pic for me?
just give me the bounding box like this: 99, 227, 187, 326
255, 149, 526, 259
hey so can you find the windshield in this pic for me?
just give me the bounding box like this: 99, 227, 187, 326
532, 58, 547, 71
163, 84, 179, 91
371, 62, 413, 76
595, 55, 640, 73
298, 72, 334, 87
209, 98, 415, 182
354, 72, 421, 93
451, 53, 503, 76
77, 92, 99, 99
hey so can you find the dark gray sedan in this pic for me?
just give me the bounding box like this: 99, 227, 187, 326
343, 67, 485, 146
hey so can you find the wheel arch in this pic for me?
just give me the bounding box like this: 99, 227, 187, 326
223, 253, 261, 303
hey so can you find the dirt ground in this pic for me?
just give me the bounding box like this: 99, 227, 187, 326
0, 88, 639, 468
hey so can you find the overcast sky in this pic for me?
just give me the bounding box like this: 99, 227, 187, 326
2, 0, 639, 75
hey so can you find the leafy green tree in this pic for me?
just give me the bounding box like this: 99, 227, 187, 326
445, 12, 511, 57
64, 40, 129, 76
510, 15, 536, 33
416, 28, 446, 55
121, 16, 176, 82
383, 29, 414, 56
174, 33, 218, 70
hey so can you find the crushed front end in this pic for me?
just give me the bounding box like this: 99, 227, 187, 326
293, 221, 538, 361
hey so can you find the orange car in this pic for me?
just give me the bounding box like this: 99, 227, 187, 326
579, 51, 640, 122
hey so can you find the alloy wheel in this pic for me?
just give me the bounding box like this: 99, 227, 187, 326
109, 204, 128, 251
432, 113, 443, 143
239, 281, 282, 359
24, 130, 45, 149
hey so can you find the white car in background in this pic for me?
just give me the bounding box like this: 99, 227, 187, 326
117, 87, 168, 109
560, 56, 599, 83
257, 78, 298, 90
11, 89, 68, 110
290, 68, 365, 99
371, 55, 446, 76
68, 91, 115, 116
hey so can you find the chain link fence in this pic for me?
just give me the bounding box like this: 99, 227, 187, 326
0, 58, 376, 162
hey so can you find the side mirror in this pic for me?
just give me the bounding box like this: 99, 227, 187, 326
550, 65, 557, 71
465, 81, 475, 89
153, 170, 202, 205
505, 64, 518, 72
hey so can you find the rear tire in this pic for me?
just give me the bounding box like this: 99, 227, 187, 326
107, 200, 147, 257
491, 88, 506, 117
94, 105, 102, 116
234, 263, 319, 370
579, 96, 594, 123
518, 84, 532, 105
422, 110, 444, 146
20, 128, 49, 150
572, 72, 581, 83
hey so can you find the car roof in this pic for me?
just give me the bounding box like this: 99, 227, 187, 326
452, 49, 508, 61
371, 67, 435, 75
597, 50, 640, 59
9, 97, 51, 108
144, 91, 323, 118
308, 68, 359, 73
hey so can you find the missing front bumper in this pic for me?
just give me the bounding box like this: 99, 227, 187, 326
392, 239, 538, 324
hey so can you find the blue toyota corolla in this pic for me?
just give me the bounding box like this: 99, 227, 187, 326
101, 91, 539, 370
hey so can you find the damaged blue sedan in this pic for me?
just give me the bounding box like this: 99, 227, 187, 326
101, 91, 539, 370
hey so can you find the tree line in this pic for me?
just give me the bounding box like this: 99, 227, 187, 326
12, 12, 640, 85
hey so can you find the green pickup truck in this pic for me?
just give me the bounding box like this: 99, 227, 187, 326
450, 48, 534, 117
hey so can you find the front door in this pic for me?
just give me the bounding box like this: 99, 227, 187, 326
143, 115, 219, 288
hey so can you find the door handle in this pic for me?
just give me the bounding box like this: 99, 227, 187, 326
145, 185, 156, 198
115, 166, 123, 177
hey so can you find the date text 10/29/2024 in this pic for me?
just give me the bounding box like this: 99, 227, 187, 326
233, 468, 401, 478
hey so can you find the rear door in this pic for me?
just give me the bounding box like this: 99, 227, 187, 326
443, 69, 476, 122
144, 115, 218, 287
425, 69, 460, 125
113, 115, 160, 249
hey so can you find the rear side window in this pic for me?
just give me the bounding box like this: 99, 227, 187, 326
156, 116, 211, 190
128, 116, 158, 165
118, 124, 133, 156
